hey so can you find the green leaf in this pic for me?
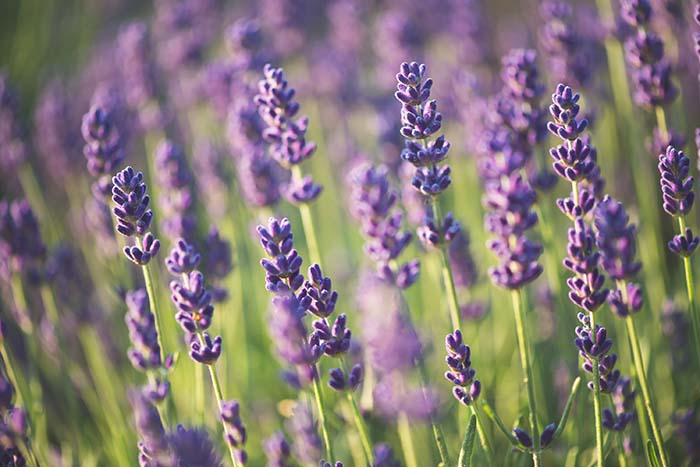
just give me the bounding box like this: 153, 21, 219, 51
553, 376, 581, 442
481, 400, 519, 446
646, 440, 660, 467
458, 414, 477, 467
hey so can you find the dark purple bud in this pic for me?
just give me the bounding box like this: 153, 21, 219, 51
514, 427, 533, 448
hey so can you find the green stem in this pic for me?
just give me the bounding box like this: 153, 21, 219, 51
470, 404, 493, 461
623, 312, 669, 467
397, 412, 419, 467
341, 359, 372, 466
196, 332, 240, 467
430, 417, 451, 467
678, 216, 700, 366
291, 165, 323, 266
588, 312, 604, 467
431, 197, 462, 331
510, 289, 541, 467
654, 106, 669, 141
312, 373, 334, 462
141, 261, 166, 363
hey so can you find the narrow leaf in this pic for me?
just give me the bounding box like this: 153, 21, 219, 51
458, 414, 477, 467
646, 440, 660, 467
553, 376, 581, 442
481, 400, 519, 446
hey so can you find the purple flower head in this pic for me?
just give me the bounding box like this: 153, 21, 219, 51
668, 227, 699, 257
372, 443, 400, 467
502, 49, 545, 103
189, 332, 222, 365
167, 425, 223, 467
648, 126, 685, 159
540, 423, 556, 448
621, 0, 651, 27
0, 199, 46, 275
328, 364, 363, 392
154, 140, 196, 241
548, 84, 588, 141
82, 105, 125, 178
255, 64, 317, 168
448, 229, 478, 289
564, 218, 609, 312
320, 462, 342, 467
444, 329, 482, 406
129, 388, 174, 467
143, 377, 170, 404
574, 313, 621, 393
607, 281, 643, 317
264, 431, 292, 467
286, 174, 323, 205
417, 211, 461, 248
288, 401, 323, 464
0, 73, 28, 173
257, 217, 304, 293
124, 232, 161, 266
603, 376, 636, 432
514, 427, 533, 448
202, 227, 233, 302
153, 0, 213, 72
594, 196, 642, 281
658, 145, 695, 217
220, 400, 247, 464
298, 264, 338, 318
312, 313, 351, 357
269, 294, 321, 385
111, 166, 154, 237
165, 238, 201, 275
125, 289, 163, 372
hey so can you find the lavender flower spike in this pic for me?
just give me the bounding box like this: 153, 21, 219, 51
574, 313, 621, 393
264, 432, 292, 467
444, 330, 481, 406
220, 400, 247, 465
82, 105, 125, 179
257, 217, 304, 293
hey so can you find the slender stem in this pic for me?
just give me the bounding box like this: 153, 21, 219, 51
291, 165, 323, 266
678, 216, 700, 366
196, 332, 240, 467
654, 106, 669, 141
141, 261, 166, 363
623, 311, 669, 467
588, 312, 604, 467
431, 197, 462, 331
510, 289, 541, 467
341, 358, 372, 466
312, 373, 334, 462
470, 404, 493, 461
397, 412, 419, 467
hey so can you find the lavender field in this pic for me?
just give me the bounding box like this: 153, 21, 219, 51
1, 0, 700, 465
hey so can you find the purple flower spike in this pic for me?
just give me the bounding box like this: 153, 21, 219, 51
372, 443, 400, 467
167, 425, 223, 467
129, 389, 174, 467
123, 232, 160, 266
603, 376, 636, 432
444, 329, 481, 406
0, 199, 46, 276
320, 462, 343, 467
154, 139, 196, 241
298, 264, 338, 318
564, 219, 609, 313
220, 400, 247, 464
111, 166, 153, 237
658, 145, 695, 217
125, 289, 163, 372
540, 423, 556, 448
257, 217, 304, 293
594, 196, 642, 281
313, 314, 352, 357
0, 74, 28, 174
575, 313, 621, 393
169, 270, 214, 333
189, 332, 222, 365
348, 161, 420, 290
81, 105, 125, 178
417, 211, 461, 248
395, 61, 452, 197
264, 431, 292, 467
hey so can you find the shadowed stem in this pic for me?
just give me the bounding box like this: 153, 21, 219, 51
470, 404, 493, 461
397, 411, 419, 467
291, 165, 323, 266
431, 197, 462, 331
196, 332, 240, 467
341, 358, 373, 466
141, 261, 166, 363
312, 372, 334, 462
510, 289, 541, 467
620, 283, 669, 467
677, 217, 700, 366
588, 312, 604, 467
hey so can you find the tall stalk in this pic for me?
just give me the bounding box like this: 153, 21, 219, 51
432, 198, 462, 331
510, 289, 541, 467
678, 216, 700, 365
588, 312, 604, 467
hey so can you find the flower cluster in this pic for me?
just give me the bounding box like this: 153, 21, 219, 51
444, 329, 481, 405
111, 167, 161, 266
575, 313, 621, 393
594, 196, 644, 317
620, 0, 677, 109
348, 161, 420, 289
255, 64, 321, 204
154, 140, 197, 241
395, 61, 451, 197
166, 239, 222, 365
81, 105, 125, 192
0, 73, 28, 174
0, 366, 30, 466
602, 376, 636, 432
264, 431, 292, 467
124, 289, 163, 373
0, 199, 46, 278
514, 423, 556, 451
257, 218, 360, 390
658, 146, 699, 257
